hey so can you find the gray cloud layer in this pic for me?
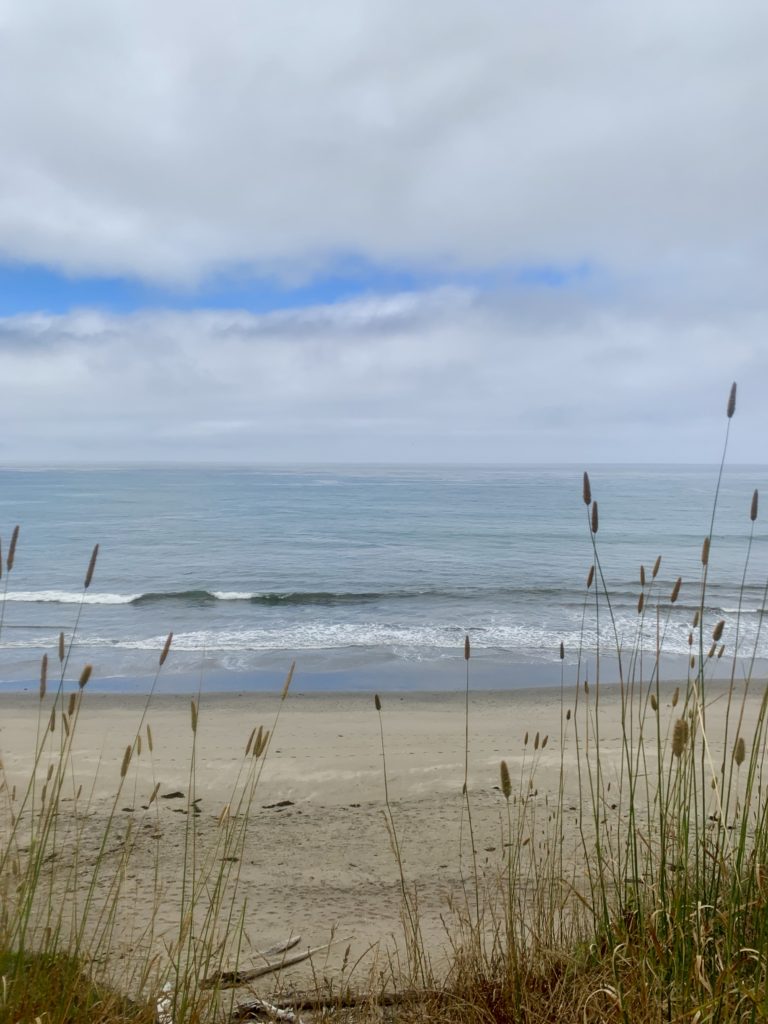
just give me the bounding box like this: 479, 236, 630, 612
0, 292, 762, 462
1, 0, 766, 285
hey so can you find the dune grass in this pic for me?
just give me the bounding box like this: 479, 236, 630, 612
2, 381, 768, 1022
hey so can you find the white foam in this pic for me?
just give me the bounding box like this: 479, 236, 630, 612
3, 590, 139, 605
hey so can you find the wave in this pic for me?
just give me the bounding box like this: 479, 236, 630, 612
5, 584, 768, 611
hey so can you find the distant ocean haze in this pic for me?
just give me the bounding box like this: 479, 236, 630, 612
0, 464, 766, 691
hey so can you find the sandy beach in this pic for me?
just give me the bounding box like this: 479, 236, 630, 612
1, 680, 763, 997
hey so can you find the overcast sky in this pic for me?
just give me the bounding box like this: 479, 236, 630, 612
0, 0, 766, 462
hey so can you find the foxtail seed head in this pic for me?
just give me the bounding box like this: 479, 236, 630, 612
591, 501, 599, 535
500, 760, 511, 800
701, 536, 710, 567
713, 619, 725, 642
67, 692, 76, 717
374, 693, 381, 711
693, 610, 700, 628
464, 635, 470, 660
670, 577, 682, 604
652, 555, 661, 578
281, 660, 296, 700
717, 644, 725, 659
672, 718, 689, 758
650, 693, 658, 712
559, 641, 564, 660
734, 737, 746, 766
7, 525, 19, 572
159, 632, 173, 667
640, 565, 646, 588
39, 655, 47, 701
583, 471, 592, 506
751, 489, 759, 523
190, 700, 198, 733
587, 565, 595, 589
78, 664, 92, 689
120, 745, 132, 778
638, 593, 644, 614
672, 687, 680, 707
58, 632, 65, 664
727, 381, 737, 419
84, 544, 99, 589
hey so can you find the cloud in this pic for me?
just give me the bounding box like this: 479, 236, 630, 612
0, 0, 766, 290
0, 290, 764, 463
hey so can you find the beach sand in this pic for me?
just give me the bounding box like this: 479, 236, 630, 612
0, 681, 761, 998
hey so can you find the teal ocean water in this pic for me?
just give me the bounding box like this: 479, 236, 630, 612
0, 465, 767, 692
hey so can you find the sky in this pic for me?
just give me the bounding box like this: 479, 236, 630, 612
0, 0, 766, 463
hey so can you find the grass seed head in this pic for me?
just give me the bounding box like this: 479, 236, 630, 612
717, 644, 725, 658
49, 708, 56, 732
6, 525, 19, 572
672, 718, 689, 757
640, 565, 646, 587
147, 724, 153, 752
566, 708, 571, 720
652, 555, 661, 578
149, 782, 161, 805
374, 693, 381, 711
39, 654, 48, 701
67, 692, 76, 717
637, 593, 644, 614
650, 693, 658, 711
58, 631, 65, 663
281, 660, 296, 699
559, 641, 564, 660
534, 731, 540, 750
464, 634, 470, 660
713, 619, 725, 642
190, 700, 198, 733
671, 577, 682, 603
500, 760, 511, 800
84, 543, 99, 589
751, 489, 759, 522
672, 687, 680, 707
541, 734, 548, 749
245, 727, 256, 756
582, 472, 592, 505
591, 501, 599, 534
727, 381, 737, 418
734, 737, 746, 766
120, 745, 132, 778
693, 610, 700, 628
159, 632, 173, 667
78, 664, 92, 689
701, 536, 710, 566
587, 565, 595, 589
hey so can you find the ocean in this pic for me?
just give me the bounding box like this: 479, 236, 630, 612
0, 464, 767, 692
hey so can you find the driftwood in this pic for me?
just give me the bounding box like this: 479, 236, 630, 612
234, 989, 428, 1019
203, 939, 335, 990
